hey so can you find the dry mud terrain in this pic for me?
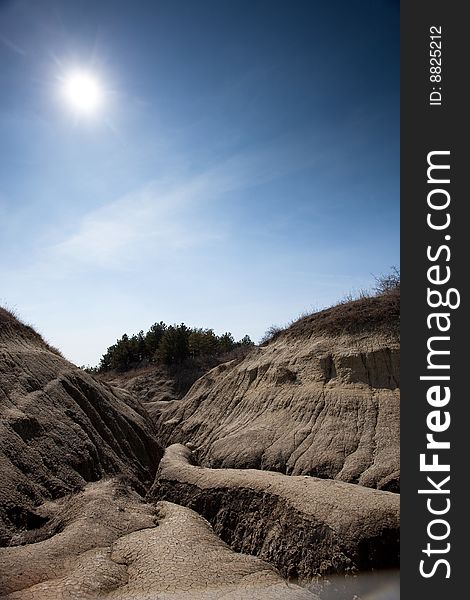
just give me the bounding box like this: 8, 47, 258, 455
152, 444, 400, 580
153, 294, 400, 492
0, 480, 314, 600
0, 294, 400, 599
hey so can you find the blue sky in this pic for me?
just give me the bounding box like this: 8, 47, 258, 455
0, 0, 399, 366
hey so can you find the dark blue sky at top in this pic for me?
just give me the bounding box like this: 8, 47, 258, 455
0, 0, 399, 365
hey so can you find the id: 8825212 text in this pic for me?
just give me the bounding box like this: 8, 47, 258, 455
429, 26, 442, 107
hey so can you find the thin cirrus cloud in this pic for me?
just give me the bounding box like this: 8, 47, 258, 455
52, 175, 229, 270
0, 34, 27, 56
53, 182, 206, 269
49, 135, 319, 271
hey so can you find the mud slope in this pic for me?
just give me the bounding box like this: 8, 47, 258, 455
0, 479, 317, 600
0, 309, 162, 545
104, 366, 180, 407
150, 444, 400, 580
154, 293, 400, 491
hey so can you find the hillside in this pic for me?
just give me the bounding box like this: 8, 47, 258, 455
152, 292, 400, 491
0, 308, 161, 545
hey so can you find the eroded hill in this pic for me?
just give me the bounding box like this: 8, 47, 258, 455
152, 293, 400, 491
0, 296, 399, 599
0, 308, 162, 545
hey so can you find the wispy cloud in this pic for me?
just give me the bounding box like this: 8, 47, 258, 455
48, 136, 318, 270
52, 175, 225, 269
0, 34, 27, 56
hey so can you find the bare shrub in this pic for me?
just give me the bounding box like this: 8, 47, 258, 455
373, 267, 400, 296
259, 325, 284, 346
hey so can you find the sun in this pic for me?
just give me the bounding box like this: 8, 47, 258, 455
62, 70, 103, 115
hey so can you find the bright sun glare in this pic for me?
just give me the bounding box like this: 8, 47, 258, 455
62, 71, 103, 115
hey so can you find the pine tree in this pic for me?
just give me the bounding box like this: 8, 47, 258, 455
239, 334, 254, 347
145, 322, 166, 358
218, 332, 235, 353
157, 324, 190, 365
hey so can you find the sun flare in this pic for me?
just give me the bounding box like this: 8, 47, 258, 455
62, 71, 103, 115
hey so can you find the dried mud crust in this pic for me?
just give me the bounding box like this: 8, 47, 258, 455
150, 445, 400, 580
0, 480, 317, 600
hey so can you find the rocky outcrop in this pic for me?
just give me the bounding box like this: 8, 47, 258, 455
152, 295, 400, 491
150, 445, 400, 580
0, 308, 162, 545
0, 479, 317, 599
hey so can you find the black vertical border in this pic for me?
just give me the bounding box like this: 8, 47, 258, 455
401, 1, 467, 598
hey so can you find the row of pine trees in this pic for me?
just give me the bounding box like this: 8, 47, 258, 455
97, 322, 254, 372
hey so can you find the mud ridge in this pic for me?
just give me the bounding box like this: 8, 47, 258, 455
150, 444, 400, 581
